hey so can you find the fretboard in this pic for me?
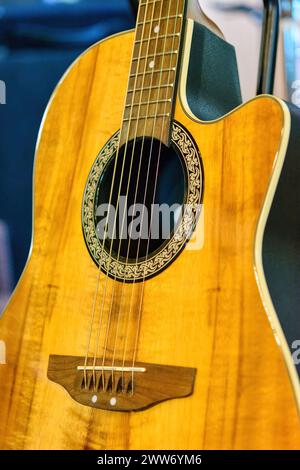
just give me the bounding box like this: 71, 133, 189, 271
120, 0, 186, 147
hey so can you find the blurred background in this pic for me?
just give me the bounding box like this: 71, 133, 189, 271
0, 0, 299, 312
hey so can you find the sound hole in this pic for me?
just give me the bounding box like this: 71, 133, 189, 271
94, 137, 186, 262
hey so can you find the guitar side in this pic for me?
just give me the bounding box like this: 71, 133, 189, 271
0, 25, 299, 450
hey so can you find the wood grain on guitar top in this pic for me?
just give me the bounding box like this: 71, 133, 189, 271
0, 30, 299, 450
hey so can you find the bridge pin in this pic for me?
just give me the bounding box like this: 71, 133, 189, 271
91, 395, 98, 404
110, 397, 117, 407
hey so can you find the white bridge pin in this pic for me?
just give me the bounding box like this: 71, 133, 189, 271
91, 395, 98, 404
110, 397, 117, 407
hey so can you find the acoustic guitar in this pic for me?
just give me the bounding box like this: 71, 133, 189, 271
0, 0, 299, 449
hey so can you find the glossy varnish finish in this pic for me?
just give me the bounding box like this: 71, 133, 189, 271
0, 30, 299, 449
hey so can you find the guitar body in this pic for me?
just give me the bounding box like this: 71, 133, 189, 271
0, 24, 299, 450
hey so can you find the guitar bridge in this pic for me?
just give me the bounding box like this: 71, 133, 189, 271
47, 355, 196, 412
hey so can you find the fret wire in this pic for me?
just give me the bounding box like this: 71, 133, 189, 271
130, 67, 176, 78
123, 113, 170, 122
140, 0, 161, 6
125, 98, 172, 108
132, 50, 178, 61
135, 33, 180, 44
127, 83, 174, 93
137, 14, 183, 26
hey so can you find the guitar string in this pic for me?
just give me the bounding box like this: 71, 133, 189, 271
93, 0, 153, 389
97, 0, 159, 391
82, 0, 148, 389
100, 0, 160, 390
119, 0, 176, 392
109, 0, 167, 391
130, 0, 183, 391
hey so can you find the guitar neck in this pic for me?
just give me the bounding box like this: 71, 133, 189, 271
120, 0, 187, 147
